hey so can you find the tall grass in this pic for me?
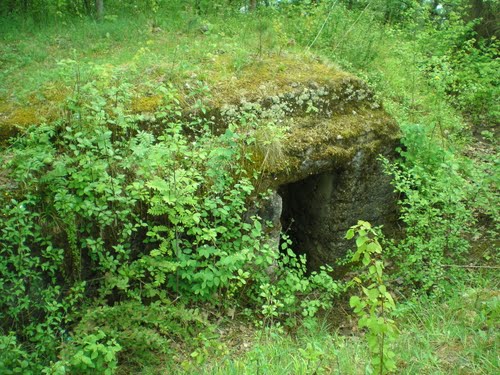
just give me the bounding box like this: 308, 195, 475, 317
193, 274, 498, 374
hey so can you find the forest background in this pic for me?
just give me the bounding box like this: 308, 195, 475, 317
0, 1, 498, 374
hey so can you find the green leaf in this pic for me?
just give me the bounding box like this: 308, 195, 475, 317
385, 358, 397, 371
375, 261, 383, 278
90, 349, 99, 360
366, 241, 382, 254
350, 295, 361, 307
367, 335, 378, 349
385, 292, 396, 309
254, 220, 262, 232
362, 252, 371, 266
364, 288, 379, 301
352, 250, 362, 262
356, 236, 369, 248
80, 355, 94, 367
105, 350, 115, 362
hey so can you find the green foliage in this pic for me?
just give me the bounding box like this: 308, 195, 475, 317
187, 274, 498, 373
393, 274, 499, 374
0, 2, 498, 373
255, 236, 339, 328
0, 0, 185, 21
61, 330, 121, 375
0, 177, 87, 369
3, 67, 251, 306
347, 220, 398, 374
0, 59, 339, 371
0, 335, 34, 375
52, 301, 214, 373
285, 1, 386, 69
380, 125, 476, 293
128, 118, 268, 301
410, 7, 500, 125
442, 37, 499, 125
276, 0, 498, 125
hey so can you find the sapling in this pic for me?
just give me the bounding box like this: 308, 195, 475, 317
347, 220, 398, 374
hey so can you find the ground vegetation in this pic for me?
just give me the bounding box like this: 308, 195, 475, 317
0, 1, 498, 374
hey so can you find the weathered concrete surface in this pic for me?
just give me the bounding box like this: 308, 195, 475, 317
213, 56, 401, 270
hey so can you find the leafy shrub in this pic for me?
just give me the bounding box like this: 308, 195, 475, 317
53, 301, 213, 373
444, 37, 499, 125
399, 1, 500, 126
382, 124, 476, 293
0, 62, 339, 371
254, 235, 340, 328
62, 330, 121, 375
418, 30, 499, 126
0, 335, 34, 375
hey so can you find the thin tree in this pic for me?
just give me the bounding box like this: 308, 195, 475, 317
95, 0, 104, 20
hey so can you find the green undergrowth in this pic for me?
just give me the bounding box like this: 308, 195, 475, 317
0, 69, 339, 373
167, 273, 499, 374
2, 276, 497, 374
0, 5, 306, 126
282, 0, 499, 293
1, 1, 498, 374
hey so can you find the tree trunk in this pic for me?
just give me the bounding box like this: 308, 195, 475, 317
83, 0, 91, 16
22, 0, 29, 13
249, 0, 257, 11
95, 0, 104, 20
469, 0, 499, 39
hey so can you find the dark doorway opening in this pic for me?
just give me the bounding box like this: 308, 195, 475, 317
276, 154, 398, 272
278, 170, 346, 271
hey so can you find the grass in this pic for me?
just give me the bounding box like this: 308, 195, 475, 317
165, 274, 498, 374
0, 3, 471, 140
0, 9, 312, 133
394, 278, 499, 374
0, 10, 285, 98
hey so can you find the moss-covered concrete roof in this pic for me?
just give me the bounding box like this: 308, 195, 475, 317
0, 53, 399, 156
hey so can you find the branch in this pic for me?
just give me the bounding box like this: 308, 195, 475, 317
441, 264, 500, 269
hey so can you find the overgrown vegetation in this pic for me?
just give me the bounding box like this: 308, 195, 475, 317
1, 0, 498, 374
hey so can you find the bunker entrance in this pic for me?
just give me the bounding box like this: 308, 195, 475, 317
277, 165, 387, 272
272, 154, 398, 272
278, 170, 347, 271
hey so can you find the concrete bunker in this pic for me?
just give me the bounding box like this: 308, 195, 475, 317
209, 56, 401, 270
0, 54, 401, 272
276, 156, 397, 271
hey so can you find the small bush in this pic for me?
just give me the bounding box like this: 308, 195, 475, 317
382, 124, 476, 293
